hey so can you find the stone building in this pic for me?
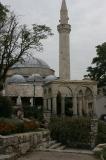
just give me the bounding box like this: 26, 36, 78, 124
5, 0, 97, 118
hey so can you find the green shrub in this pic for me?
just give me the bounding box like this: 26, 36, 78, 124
49, 117, 91, 149
103, 148, 106, 159
0, 118, 16, 135
0, 118, 39, 135
23, 106, 44, 122
0, 96, 12, 118
96, 121, 106, 144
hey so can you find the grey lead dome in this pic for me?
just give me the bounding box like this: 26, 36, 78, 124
8, 74, 26, 83
12, 57, 50, 69
45, 75, 57, 82
27, 74, 43, 82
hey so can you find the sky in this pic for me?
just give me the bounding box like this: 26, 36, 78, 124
1, 0, 106, 80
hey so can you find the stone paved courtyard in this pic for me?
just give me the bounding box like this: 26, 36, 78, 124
18, 151, 98, 160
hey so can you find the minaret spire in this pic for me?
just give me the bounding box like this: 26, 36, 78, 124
61, 0, 67, 11
60, 0, 69, 24
57, 0, 71, 80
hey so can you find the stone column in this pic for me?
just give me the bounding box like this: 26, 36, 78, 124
82, 96, 86, 115
30, 98, 33, 107
43, 98, 47, 111
90, 119, 98, 148
86, 99, 88, 116
93, 96, 97, 117
52, 97, 57, 115
79, 99, 82, 116
61, 97, 65, 116
48, 98, 51, 111
73, 96, 77, 116
16, 96, 22, 106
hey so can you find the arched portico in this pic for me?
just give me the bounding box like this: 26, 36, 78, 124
43, 80, 97, 119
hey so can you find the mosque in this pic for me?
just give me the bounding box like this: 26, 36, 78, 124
5, 0, 97, 118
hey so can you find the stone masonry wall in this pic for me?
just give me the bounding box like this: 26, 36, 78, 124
0, 130, 50, 158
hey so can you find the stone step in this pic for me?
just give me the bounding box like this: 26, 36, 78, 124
49, 142, 61, 149
56, 145, 66, 150
46, 140, 57, 148
0, 153, 16, 160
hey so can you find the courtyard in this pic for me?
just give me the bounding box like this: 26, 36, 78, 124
18, 151, 98, 160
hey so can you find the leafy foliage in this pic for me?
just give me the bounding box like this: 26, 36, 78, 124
23, 106, 44, 121
85, 42, 106, 87
96, 121, 106, 144
0, 118, 39, 135
0, 96, 12, 118
49, 117, 91, 149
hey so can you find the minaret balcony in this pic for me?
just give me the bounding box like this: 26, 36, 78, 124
57, 24, 71, 33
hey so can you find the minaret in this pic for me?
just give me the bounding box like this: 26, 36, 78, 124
57, 0, 71, 80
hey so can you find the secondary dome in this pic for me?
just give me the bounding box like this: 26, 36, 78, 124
12, 57, 50, 69
45, 75, 57, 82
8, 74, 26, 83
27, 74, 43, 82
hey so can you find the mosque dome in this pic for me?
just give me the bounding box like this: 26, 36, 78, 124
27, 74, 43, 82
12, 57, 50, 69
45, 75, 57, 83
8, 74, 26, 83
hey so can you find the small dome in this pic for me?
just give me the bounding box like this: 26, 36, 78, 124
27, 74, 43, 82
8, 74, 26, 83
12, 57, 50, 69
45, 75, 57, 82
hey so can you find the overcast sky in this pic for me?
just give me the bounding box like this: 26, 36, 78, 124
1, 0, 106, 80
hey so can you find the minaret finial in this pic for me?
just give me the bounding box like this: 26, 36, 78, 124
60, 0, 69, 24
61, 0, 67, 11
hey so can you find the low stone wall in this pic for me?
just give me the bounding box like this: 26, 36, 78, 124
0, 130, 50, 158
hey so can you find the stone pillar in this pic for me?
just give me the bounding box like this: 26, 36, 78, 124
90, 119, 98, 149
86, 99, 88, 115
48, 98, 51, 111
73, 96, 77, 115
43, 98, 47, 111
82, 96, 86, 115
30, 98, 33, 107
61, 97, 65, 115
52, 97, 57, 115
93, 96, 97, 117
79, 99, 82, 116
16, 96, 22, 106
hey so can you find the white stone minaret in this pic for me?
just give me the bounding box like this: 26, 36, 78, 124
57, 0, 71, 80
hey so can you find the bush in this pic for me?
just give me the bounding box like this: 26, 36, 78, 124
0, 96, 12, 118
96, 121, 106, 144
23, 119, 39, 132
49, 117, 91, 149
103, 148, 106, 159
23, 106, 44, 122
0, 118, 16, 135
0, 118, 39, 135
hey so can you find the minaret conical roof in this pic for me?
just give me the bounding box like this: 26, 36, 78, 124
61, 0, 67, 11
60, 0, 69, 24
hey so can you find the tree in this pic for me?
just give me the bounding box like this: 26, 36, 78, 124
85, 42, 106, 88
0, 2, 53, 90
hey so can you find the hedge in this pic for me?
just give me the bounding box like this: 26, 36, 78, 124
0, 118, 39, 135
96, 121, 106, 144
49, 117, 91, 149
0, 96, 12, 118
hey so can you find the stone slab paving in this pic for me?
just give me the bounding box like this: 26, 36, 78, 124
18, 151, 98, 160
